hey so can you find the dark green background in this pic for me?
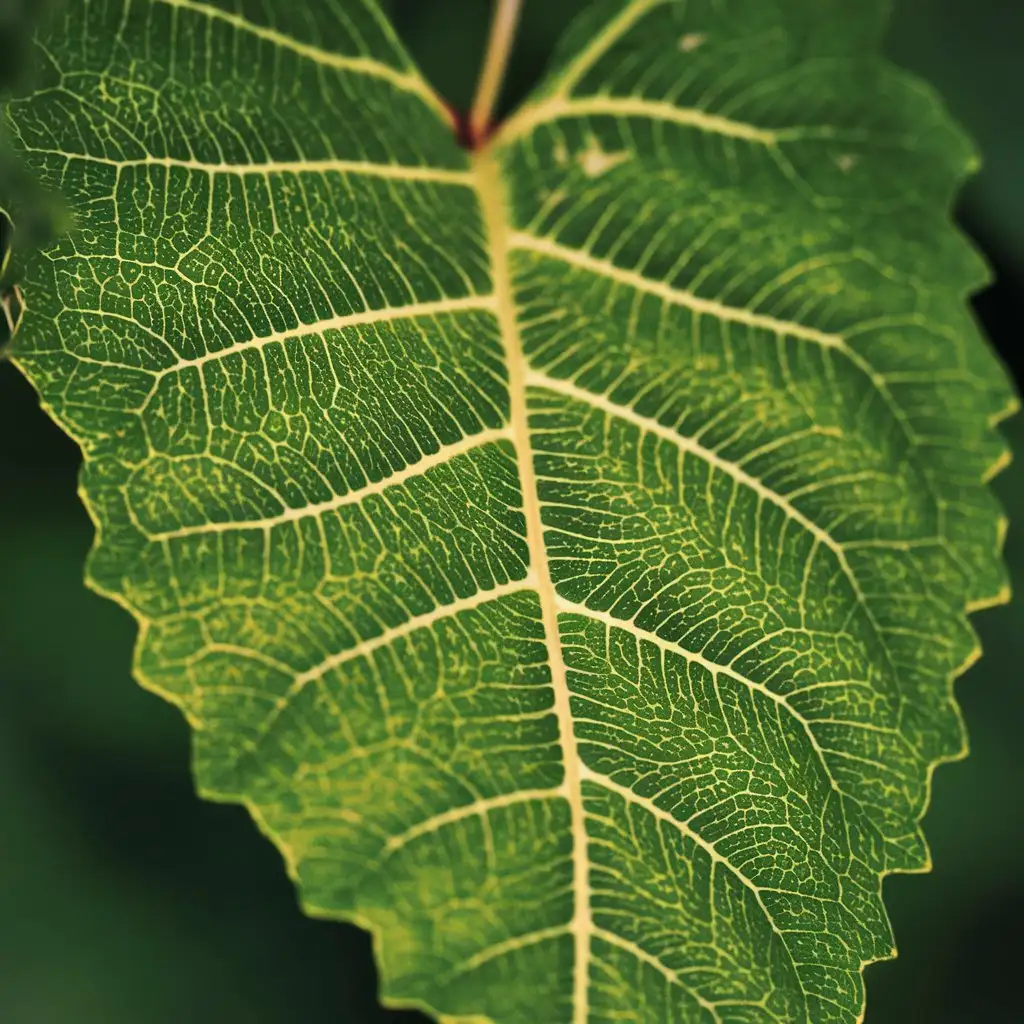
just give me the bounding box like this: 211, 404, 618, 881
1, 2, 1021, 1020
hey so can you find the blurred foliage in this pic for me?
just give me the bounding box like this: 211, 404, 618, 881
0, 0, 38, 90
0, 0, 69, 304
1, 1, 1021, 1021
887, 0, 1024, 267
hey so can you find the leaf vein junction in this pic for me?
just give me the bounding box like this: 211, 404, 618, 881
240, 578, 538, 770
557, 597, 839, 795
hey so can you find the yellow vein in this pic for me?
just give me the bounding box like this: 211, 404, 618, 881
40, 151, 474, 185
148, 428, 513, 542
153, 0, 448, 120
498, 95, 775, 148
473, 151, 593, 1024
384, 786, 566, 855
582, 763, 769, 897
545, 0, 669, 101
446, 926, 572, 982
158, 294, 497, 376
297, 577, 535, 687
511, 233, 842, 348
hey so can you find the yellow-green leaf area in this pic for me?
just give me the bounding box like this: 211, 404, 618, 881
3, 1, 1016, 1022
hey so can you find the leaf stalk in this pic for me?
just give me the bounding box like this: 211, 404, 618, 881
468, 0, 523, 147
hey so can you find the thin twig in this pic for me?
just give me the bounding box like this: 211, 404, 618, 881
468, 0, 524, 146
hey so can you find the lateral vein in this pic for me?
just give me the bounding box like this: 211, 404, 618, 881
527, 369, 837, 550
34, 151, 475, 185
151, 0, 449, 120
384, 786, 566, 855
511, 233, 843, 348
527, 369, 899, 714
148, 428, 513, 541
158, 295, 497, 376
240, 578, 538, 761
590, 927, 723, 1019
556, 596, 838, 793
543, 0, 669, 102
499, 94, 775, 148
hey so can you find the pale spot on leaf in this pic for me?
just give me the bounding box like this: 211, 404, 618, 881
679, 33, 707, 52
577, 135, 631, 178
836, 153, 859, 173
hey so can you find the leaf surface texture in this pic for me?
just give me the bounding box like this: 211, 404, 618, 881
4, 1, 1015, 1021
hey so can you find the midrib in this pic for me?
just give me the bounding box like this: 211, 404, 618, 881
472, 151, 592, 1024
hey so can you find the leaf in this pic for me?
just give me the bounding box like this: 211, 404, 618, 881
2, 1, 1016, 1021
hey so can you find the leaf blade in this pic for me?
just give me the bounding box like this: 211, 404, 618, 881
3, 1, 1016, 1022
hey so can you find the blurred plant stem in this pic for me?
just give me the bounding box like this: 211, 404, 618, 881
469, 0, 523, 144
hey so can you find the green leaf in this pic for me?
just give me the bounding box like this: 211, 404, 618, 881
3, 1, 1016, 1021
